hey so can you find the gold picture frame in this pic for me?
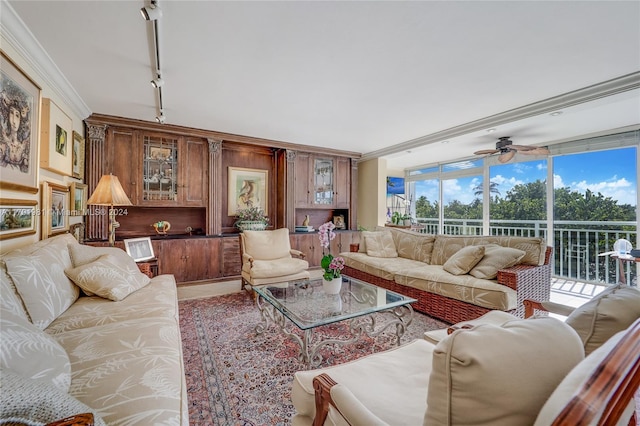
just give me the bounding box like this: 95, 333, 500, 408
40, 98, 73, 176
41, 181, 70, 238
72, 131, 85, 179
227, 167, 268, 216
0, 52, 41, 193
0, 198, 37, 240
69, 182, 88, 216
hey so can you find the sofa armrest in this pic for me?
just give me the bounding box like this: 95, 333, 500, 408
46, 413, 94, 426
242, 253, 254, 267
312, 373, 387, 426
524, 299, 576, 318
290, 249, 306, 259
497, 260, 552, 318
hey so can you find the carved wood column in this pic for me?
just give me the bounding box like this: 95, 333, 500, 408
286, 150, 296, 230
350, 159, 358, 230
208, 138, 222, 235
85, 123, 108, 240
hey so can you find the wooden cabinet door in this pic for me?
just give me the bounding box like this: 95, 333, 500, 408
158, 240, 187, 282
291, 233, 322, 267
105, 128, 139, 204
334, 157, 350, 209
294, 152, 312, 208
158, 238, 218, 283
181, 138, 208, 207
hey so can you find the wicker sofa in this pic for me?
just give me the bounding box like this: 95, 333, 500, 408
0, 234, 188, 425
340, 227, 552, 323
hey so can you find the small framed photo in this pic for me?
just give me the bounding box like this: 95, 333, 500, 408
72, 131, 85, 179
0, 198, 37, 240
333, 214, 345, 229
41, 181, 70, 238
69, 182, 88, 215
40, 98, 73, 176
124, 237, 155, 262
149, 146, 171, 161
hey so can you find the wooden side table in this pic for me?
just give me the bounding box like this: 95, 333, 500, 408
136, 258, 159, 278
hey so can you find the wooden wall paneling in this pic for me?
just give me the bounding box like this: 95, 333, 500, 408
106, 127, 139, 204
85, 123, 108, 240
208, 139, 222, 235
116, 207, 206, 238
221, 236, 241, 276
285, 150, 297, 230
221, 143, 276, 233
182, 137, 208, 207
275, 149, 287, 230
350, 160, 358, 230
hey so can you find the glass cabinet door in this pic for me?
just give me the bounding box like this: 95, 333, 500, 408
314, 157, 334, 205
142, 135, 178, 202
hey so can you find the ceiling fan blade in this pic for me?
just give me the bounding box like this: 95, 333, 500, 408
519, 147, 550, 155
498, 150, 516, 163
473, 149, 499, 155
510, 144, 537, 151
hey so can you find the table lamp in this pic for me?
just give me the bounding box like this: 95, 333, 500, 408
87, 174, 132, 246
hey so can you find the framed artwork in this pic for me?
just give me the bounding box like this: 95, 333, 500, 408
41, 181, 69, 238
72, 131, 85, 179
69, 182, 88, 215
0, 52, 41, 193
227, 167, 268, 216
333, 214, 345, 229
40, 98, 73, 176
0, 198, 37, 240
124, 237, 155, 262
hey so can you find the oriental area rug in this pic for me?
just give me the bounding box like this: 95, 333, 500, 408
178, 291, 447, 426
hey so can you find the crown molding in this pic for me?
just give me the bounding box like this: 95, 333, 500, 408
0, 0, 91, 120
361, 72, 640, 161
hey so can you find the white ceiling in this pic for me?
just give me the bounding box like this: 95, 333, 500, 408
5, 0, 640, 170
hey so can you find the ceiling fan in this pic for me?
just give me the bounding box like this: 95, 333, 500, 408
473, 136, 550, 163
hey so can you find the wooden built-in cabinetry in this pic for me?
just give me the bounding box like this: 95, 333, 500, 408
84, 114, 360, 284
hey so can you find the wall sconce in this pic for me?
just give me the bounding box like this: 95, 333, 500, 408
87, 174, 133, 246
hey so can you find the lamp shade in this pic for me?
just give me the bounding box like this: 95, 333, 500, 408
87, 174, 133, 206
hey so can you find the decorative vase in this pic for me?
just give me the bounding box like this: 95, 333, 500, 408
322, 276, 342, 294
237, 221, 267, 231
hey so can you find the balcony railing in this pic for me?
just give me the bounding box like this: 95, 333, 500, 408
414, 218, 637, 286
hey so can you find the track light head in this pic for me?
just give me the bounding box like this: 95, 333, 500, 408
140, 4, 162, 21
151, 77, 164, 88
156, 113, 166, 124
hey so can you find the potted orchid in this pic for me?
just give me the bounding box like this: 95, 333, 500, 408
318, 221, 345, 294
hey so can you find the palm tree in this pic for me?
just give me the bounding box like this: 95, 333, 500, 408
473, 181, 501, 198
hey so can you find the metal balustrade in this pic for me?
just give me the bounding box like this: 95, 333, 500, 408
413, 218, 637, 286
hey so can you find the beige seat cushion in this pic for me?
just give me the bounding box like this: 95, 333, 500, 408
424, 317, 584, 426
442, 245, 485, 275
292, 339, 434, 425
243, 228, 292, 260
469, 244, 526, 279
65, 254, 151, 301
244, 257, 309, 279
565, 284, 640, 355
365, 232, 398, 258
423, 310, 518, 344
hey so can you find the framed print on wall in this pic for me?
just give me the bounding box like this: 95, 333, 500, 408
0, 52, 41, 193
69, 182, 87, 215
0, 198, 37, 240
72, 131, 85, 179
40, 98, 73, 176
227, 167, 268, 216
41, 181, 69, 239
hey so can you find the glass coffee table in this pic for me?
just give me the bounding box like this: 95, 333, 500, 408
253, 275, 417, 367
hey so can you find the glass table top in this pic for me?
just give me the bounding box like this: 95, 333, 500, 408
253, 275, 417, 330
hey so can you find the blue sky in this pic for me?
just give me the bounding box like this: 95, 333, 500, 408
413, 146, 637, 207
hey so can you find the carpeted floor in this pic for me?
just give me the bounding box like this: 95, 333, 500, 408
179, 291, 447, 425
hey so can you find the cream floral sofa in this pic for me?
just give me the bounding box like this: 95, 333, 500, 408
341, 227, 552, 323
0, 233, 188, 425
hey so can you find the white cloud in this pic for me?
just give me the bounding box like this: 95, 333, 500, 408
571, 177, 636, 205
537, 163, 547, 171
553, 174, 565, 188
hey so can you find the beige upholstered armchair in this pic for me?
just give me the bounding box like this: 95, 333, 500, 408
239, 228, 310, 292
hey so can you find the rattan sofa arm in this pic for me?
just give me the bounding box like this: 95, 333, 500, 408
290, 249, 306, 259
313, 373, 338, 426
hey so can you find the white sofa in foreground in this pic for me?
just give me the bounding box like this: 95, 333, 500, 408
1, 234, 188, 425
